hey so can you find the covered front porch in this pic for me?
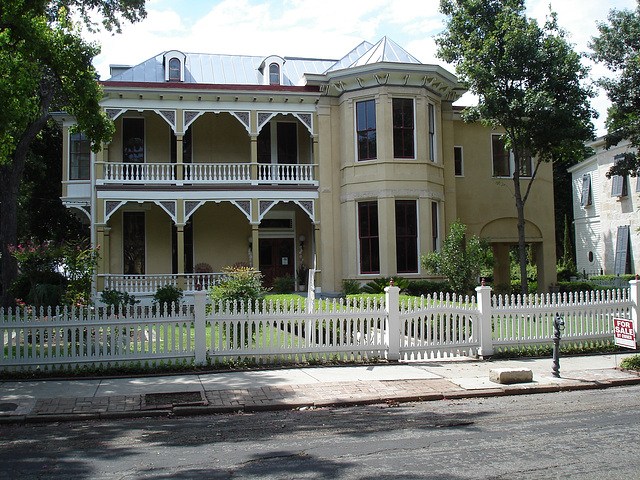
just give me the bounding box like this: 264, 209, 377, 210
94, 198, 319, 304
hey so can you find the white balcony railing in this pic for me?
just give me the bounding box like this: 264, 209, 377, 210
101, 162, 177, 184
97, 162, 317, 186
257, 163, 315, 184
185, 163, 251, 183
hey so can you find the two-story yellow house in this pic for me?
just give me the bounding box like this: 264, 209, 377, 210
57, 37, 557, 301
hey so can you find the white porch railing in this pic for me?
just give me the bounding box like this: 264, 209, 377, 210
97, 162, 316, 186
99, 273, 226, 295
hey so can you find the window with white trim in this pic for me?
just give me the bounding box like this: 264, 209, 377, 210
428, 103, 436, 162
491, 134, 533, 178
358, 201, 380, 274
392, 98, 414, 158
454, 146, 463, 176
431, 201, 439, 251
70, 132, 91, 180
269, 63, 280, 85
168, 58, 181, 81
395, 200, 418, 273
356, 99, 376, 161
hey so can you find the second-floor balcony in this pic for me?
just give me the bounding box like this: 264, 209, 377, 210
97, 162, 317, 187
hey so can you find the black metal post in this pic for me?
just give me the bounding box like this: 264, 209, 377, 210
552, 313, 565, 378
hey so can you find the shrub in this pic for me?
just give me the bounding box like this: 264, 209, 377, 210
361, 276, 409, 294
421, 219, 493, 295
272, 275, 295, 294
153, 285, 183, 314
620, 355, 640, 371
100, 289, 138, 314
342, 279, 362, 295
208, 265, 269, 307
405, 280, 454, 297
556, 265, 578, 282
556, 281, 594, 293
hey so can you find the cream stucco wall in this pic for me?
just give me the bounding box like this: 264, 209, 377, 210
452, 118, 557, 289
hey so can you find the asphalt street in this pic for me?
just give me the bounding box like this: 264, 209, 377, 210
1, 383, 639, 479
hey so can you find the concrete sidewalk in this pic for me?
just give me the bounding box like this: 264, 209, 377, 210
0, 353, 638, 424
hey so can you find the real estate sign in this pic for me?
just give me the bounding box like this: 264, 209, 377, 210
614, 318, 637, 349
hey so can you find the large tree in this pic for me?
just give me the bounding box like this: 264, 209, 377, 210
0, 0, 146, 307
436, 0, 595, 294
590, 1, 640, 178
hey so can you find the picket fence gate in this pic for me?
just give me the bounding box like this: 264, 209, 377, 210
1, 281, 638, 371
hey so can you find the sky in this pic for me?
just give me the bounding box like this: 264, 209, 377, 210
84, 0, 639, 136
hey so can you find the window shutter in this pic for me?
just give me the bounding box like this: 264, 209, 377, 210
614, 225, 630, 276
612, 154, 628, 197
580, 174, 591, 206
611, 175, 624, 197
636, 176, 640, 193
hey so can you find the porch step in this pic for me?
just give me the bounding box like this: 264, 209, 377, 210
489, 368, 533, 384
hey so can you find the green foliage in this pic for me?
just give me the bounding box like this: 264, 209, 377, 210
590, 3, 640, 176
341, 279, 362, 295
361, 277, 409, 294
99, 288, 138, 314
493, 340, 621, 359
405, 280, 454, 297
60, 240, 100, 306
208, 266, 269, 307
9, 239, 99, 306
620, 355, 640, 371
437, 0, 595, 294
590, 275, 636, 282
152, 285, 183, 314
421, 220, 493, 296
18, 123, 88, 244
556, 265, 577, 282
272, 275, 295, 294
0, 0, 147, 307
560, 214, 576, 270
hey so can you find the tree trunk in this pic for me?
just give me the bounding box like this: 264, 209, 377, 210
512, 154, 528, 296
0, 160, 24, 308
0, 83, 53, 307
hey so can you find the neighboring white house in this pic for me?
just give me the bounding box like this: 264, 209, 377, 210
569, 137, 639, 277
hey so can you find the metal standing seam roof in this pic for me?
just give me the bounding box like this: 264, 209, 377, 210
106, 37, 424, 85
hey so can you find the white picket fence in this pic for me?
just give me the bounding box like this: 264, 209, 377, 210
1, 281, 638, 371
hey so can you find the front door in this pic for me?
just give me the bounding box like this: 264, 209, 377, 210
259, 238, 295, 286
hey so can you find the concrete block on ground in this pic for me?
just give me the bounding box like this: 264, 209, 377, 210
489, 368, 533, 384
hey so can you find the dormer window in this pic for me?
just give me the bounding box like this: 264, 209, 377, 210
163, 50, 186, 82
168, 58, 181, 81
269, 63, 280, 85
259, 55, 285, 85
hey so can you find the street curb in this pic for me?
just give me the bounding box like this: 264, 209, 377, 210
2, 375, 640, 425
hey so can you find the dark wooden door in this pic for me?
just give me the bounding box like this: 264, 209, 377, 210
259, 238, 295, 286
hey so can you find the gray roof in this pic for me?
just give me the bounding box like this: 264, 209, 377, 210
107, 37, 424, 85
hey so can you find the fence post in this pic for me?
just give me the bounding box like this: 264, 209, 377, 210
385, 284, 401, 361
193, 290, 207, 366
629, 277, 640, 341
475, 283, 494, 358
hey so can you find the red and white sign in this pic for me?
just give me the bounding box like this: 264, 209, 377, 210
614, 318, 637, 349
